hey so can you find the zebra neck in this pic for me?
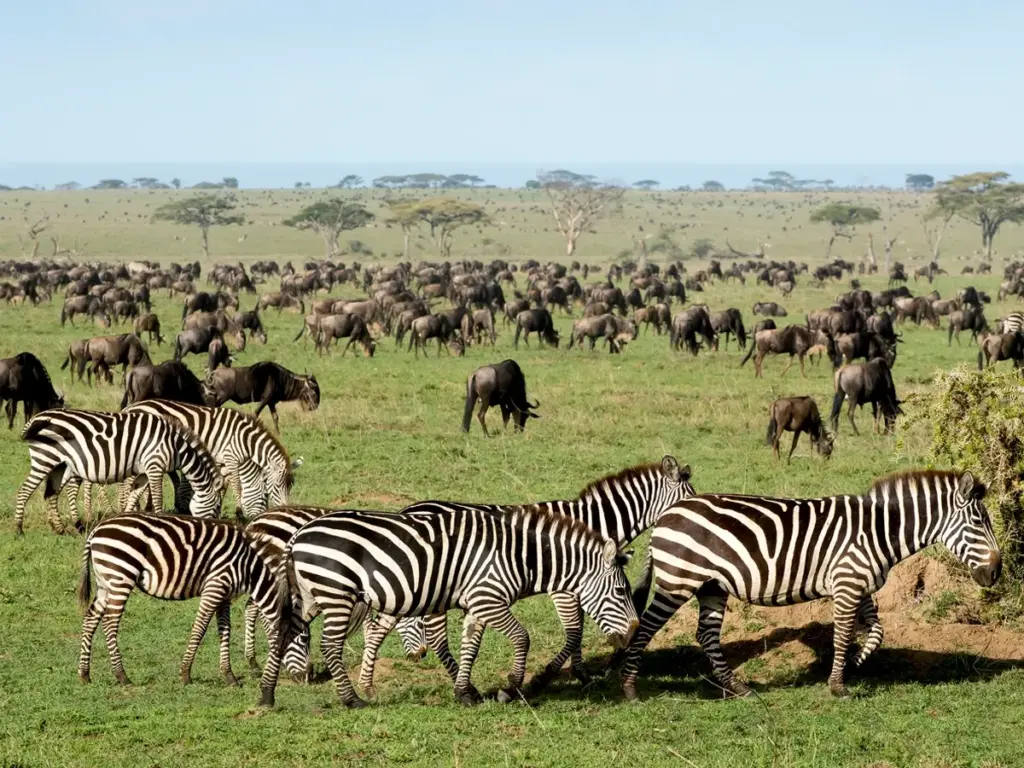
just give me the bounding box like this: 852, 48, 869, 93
535, 490, 654, 545
858, 489, 946, 564
507, 509, 601, 595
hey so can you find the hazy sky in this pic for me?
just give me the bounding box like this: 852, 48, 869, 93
2, 0, 1022, 164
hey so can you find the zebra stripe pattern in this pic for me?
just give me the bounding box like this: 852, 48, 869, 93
359, 456, 694, 695
14, 409, 225, 535
260, 505, 639, 708
620, 469, 1002, 699
123, 399, 298, 517
242, 506, 427, 684
997, 311, 1024, 334
77, 514, 295, 690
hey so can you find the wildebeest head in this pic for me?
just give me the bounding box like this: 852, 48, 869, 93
300, 374, 321, 411
813, 431, 835, 460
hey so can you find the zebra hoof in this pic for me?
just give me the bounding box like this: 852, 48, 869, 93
497, 686, 521, 704
258, 688, 275, 708
343, 697, 368, 710
248, 659, 262, 673
622, 681, 639, 701
224, 672, 241, 687
363, 686, 377, 700
829, 681, 851, 699
79, 671, 91, 684
115, 674, 132, 687
181, 673, 193, 685
728, 681, 753, 698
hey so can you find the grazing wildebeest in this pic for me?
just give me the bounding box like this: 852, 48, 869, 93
504, 298, 531, 327
568, 314, 636, 353
61, 296, 105, 327
408, 314, 455, 358
634, 305, 663, 335
670, 306, 715, 355
60, 340, 91, 385
121, 361, 210, 408
829, 358, 902, 435
203, 362, 320, 432
257, 292, 305, 314
834, 331, 896, 368
978, 332, 1024, 371
471, 308, 497, 345
741, 325, 833, 378
183, 310, 246, 349
133, 313, 164, 346
583, 301, 610, 318
80, 333, 152, 386
207, 338, 233, 371
316, 314, 376, 357
865, 311, 900, 346
513, 309, 560, 348
948, 307, 988, 346
235, 310, 268, 344
461, 360, 539, 436
752, 301, 787, 317
174, 327, 236, 361
894, 296, 939, 328
710, 308, 747, 350
765, 396, 833, 461
0, 352, 64, 428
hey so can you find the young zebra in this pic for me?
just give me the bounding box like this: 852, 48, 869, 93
122, 399, 301, 517
261, 505, 640, 709
357, 456, 694, 696
242, 506, 427, 685
77, 514, 296, 689
14, 409, 224, 536
620, 469, 1002, 699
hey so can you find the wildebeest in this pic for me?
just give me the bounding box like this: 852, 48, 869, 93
568, 314, 636, 353
471, 308, 497, 345
865, 311, 899, 346
740, 325, 833, 378
183, 310, 246, 349
765, 396, 833, 461
174, 327, 236, 361
0, 352, 64, 428
461, 360, 539, 436
133, 313, 165, 346
513, 309, 560, 348
121, 360, 210, 409
710, 308, 747, 350
408, 314, 455, 358
978, 332, 1024, 371
670, 306, 715, 355
257, 292, 305, 314
207, 338, 233, 371
203, 362, 320, 432
753, 318, 777, 334
833, 331, 896, 368
829, 358, 902, 435
79, 333, 152, 386
948, 307, 988, 346
235, 310, 268, 344
61, 296, 107, 327
635, 304, 670, 335
316, 314, 376, 357
752, 302, 788, 317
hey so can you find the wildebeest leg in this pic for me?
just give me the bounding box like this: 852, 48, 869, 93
780, 354, 794, 376
799, 353, 807, 378
501, 405, 512, 431
5, 400, 16, 430
267, 403, 280, 433
847, 398, 860, 436
754, 352, 765, 378
787, 431, 801, 462
476, 394, 491, 437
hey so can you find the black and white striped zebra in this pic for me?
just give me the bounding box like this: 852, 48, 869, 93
242, 505, 427, 684
122, 399, 301, 517
14, 409, 225, 536
260, 505, 640, 708
996, 311, 1024, 334
619, 469, 1002, 699
357, 456, 694, 695
77, 514, 296, 689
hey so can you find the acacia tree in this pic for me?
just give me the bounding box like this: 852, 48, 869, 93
388, 197, 487, 259
152, 194, 244, 258
538, 170, 623, 257
283, 199, 374, 257
809, 202, 881, 259
931, 172, 1024, 259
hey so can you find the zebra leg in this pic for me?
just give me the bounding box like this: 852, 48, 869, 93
473, 608, 530, 704
852, 596, 884, 667
244, 598, 261, 672
827, 587, 863, 697
525, 591, 586, 695
78, 585, 108, 683
15, 464, 55, 536
695, 585, 750, 697
99, 586, 134, 685
422, 613, 471, 693
321, 601, 367, 708
621, 588, 694, 701
454, 613, 487, 705
358, 612, 397, 697
146, 467, 164, 513
179, 580, 231, 685
215, 601, 241, 686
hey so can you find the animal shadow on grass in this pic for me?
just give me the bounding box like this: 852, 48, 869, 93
528, 622, 1024, 703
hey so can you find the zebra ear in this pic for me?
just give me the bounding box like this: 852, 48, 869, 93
662, 455, 690, 482
958, 472, 976, 499
602, 537, 618, 565
290, 456, 304, 470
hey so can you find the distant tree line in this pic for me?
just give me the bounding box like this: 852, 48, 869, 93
371, 173, 487, 189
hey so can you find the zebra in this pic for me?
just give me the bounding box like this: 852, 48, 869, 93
14, 409, 225, 536
996, 311, 1024, 334
259, 505, 640, 709
122, 399, 302, 517
77, 514, 296, 690
619, 469, 1002, 700
357, 456, 694, 696
242, 505, 427, 686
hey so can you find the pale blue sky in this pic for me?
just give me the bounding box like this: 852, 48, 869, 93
2, 1, 1022, 164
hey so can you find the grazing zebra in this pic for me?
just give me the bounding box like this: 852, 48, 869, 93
123, 399, 301, 517
358, 457, 694, 696
14, 409, 224, 536
619, 470, 1001, 700
77, 514, 296, 689
997, 311, 1024, 334
260, 506, 640, 709
242, 506, 427, 685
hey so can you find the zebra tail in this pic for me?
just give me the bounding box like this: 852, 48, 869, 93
631, 546, 654, 616
765, 412, 778, 446
77, 541, 93, 614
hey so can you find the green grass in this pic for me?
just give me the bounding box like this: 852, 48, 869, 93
2, 188, 1024, 767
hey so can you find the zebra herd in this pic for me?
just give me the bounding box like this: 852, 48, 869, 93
11, 402, 1003, 709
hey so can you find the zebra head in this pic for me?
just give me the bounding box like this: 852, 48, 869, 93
940, 472, 1001, 587
576, 538, 639, 650
189, 468, 226, 519
395, 617, 428, 661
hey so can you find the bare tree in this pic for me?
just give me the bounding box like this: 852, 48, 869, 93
18, 214, 50, 259
866, 225, 900, 274
539, 170, 624, 257
920, 210, 954, 263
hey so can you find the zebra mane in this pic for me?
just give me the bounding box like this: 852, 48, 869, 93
513, 503, 611, 547
164, 417, 221, 471
868, 469, 961, 497
577, 463, 662, 501
234, 407, 291, 462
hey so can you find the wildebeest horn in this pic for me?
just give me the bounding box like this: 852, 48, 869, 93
528, 399, 540, 409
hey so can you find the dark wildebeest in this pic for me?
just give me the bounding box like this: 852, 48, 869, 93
568, 314, 637, 353
60, 339, 91, 385
948, 308, 988, 346
174, 327, 238, 361
829, 358, 902, 435
0, 352, 64, 428
978, 332, 1024, 371
710, 308, 747, 350
120, 360, 210, 409
183, 310, 246, 349
503, 298, 531, 327
236, 310, 268, 344
670, 306, 715, 355
207, 338, 234, 371
203, 362, 320, 432
765, 396, 833, 462
133, 313, 164, 346
865, 311, 900, 346
741, 325, 833, 378
61, 296, 105, 327
752, 302, 788, 317
408, 314, 455, 358
513, 309, 560, 348
583, 301, 610, 318
471, 308, 497, 345
461, 360, 539, 436
80, 333, 152, 386
316, 314, 376, 357
834, 331, 897, 368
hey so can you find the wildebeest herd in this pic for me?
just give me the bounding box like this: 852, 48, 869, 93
0, 251, 1015, 712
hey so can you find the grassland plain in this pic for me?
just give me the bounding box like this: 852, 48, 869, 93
2, 188, 1024, 768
